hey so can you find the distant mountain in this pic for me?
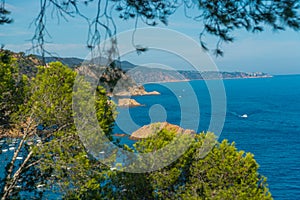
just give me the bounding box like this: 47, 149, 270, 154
114, 60, 137, 71
37, 56, 137, 71
35, 56, 84, 68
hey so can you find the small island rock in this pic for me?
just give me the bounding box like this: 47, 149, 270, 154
115, 85, 160, 96
130, 122, 196, 140
118, 98, 141, 107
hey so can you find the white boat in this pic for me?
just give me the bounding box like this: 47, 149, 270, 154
9, 147, 15, 151
36, 184, 45, 188
241, 114, 248, 118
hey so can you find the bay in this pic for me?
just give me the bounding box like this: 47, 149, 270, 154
114, 75, 300, 199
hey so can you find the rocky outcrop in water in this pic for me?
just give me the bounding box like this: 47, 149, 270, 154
129, 122, 196, 140
118, 98, 142, 107
114, 85, 160, 96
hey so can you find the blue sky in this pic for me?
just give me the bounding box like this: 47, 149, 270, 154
2, 1, 300, 75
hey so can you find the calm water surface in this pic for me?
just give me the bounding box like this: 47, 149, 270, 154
115, 75, 300, 199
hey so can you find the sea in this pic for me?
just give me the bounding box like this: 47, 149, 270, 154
1, 75, 299, 199
114, 75, 300, 200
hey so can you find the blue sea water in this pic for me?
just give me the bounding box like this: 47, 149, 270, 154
114, 75, 300, 200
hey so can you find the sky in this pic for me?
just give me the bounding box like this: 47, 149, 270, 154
1, 1, 300, 75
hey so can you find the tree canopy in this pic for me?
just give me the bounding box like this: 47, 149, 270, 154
0, 56, 116, 199
66, 131, 272, 199
0, 50, 28, 129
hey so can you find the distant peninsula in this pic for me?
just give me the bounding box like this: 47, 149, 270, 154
125, 68, 272, 84
7, 50, 272, 84
35, 54, 272, 82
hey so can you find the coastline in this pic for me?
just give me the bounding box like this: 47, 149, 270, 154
0, 75, 273, 139
142, 75, 273, 84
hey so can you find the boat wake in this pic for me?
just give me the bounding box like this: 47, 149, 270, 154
228, 111, 248, 118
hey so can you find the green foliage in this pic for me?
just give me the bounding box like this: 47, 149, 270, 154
35, 126, 111, 199
23, 61, 116, 130
181, 138, 272, 199
113, 131, 272, 200
0, 50, 28, 127
134, 129, 177, 153
27, 61, 77, 127
0, 60, 117, 199
22, 61, 116, 198
95, 86, 116, 139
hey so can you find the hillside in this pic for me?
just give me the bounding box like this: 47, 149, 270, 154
39, 56, 84, 68
36, 55, 136, 70
0, 50, 42, 78
124, 66, 272, 84
2, 50, 272, 83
